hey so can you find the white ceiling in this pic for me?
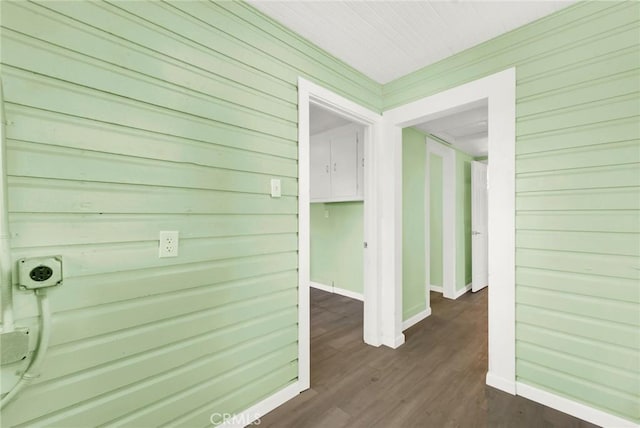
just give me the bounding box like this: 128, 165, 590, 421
415, 103, 488, 157
310, 103, 352, 135
249, 1, 574, 84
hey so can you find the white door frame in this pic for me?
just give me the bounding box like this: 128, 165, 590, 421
298, 78, 384, 391
425, 138, 457, 300
383, 68, 516, 394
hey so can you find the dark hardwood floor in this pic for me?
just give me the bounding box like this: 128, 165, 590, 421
259, 288, 598, 428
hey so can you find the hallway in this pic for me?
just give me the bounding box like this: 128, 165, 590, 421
259, 288, 597, 427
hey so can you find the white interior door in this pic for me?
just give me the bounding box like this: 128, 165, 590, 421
471, 161, 488, 292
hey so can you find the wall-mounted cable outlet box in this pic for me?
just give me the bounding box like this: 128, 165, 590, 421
17, 256, 63, 290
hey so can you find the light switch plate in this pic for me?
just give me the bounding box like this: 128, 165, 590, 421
270, 179, 281, 198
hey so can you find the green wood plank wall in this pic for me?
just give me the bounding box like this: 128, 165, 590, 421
429, 153, 444, 287
0, 1, 380, 425
388, 2, 640, 423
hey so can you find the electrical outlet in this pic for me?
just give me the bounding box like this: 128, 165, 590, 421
17, 256, 63, 290
159, 231, 179, 258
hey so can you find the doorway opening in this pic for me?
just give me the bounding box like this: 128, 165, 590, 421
309, 104, 366, 302
383, 68, 516, 394
297, 78, 384, 391
416, 101, 490, 301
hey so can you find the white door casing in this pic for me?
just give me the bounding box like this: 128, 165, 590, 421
471, 160, 489, 292
383, 68, 516, 394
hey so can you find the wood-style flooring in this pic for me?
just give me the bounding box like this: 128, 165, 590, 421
259, 288, 598, 428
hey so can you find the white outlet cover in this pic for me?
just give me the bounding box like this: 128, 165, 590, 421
270, 179, 281, 198
159, 231, 179, 258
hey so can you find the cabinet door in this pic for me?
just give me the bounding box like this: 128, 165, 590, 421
330, 130, 358, 198
310, 135, 331, 200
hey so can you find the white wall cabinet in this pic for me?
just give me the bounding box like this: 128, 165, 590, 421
310, 123, 364, 202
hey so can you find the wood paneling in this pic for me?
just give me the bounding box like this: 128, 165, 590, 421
386, 1, 640, 423
0, 0, 379, 425
6, 105, 298, 177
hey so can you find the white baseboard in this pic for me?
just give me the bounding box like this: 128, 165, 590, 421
220, 382, 300, 427
393, 333, 406, 348
310, 281, 364, 301
380, 332, 406, 349
429, 284, 471, 300
486, 371, 516, 395
402, 307, 432, 331
309, 281, 333, 293
454, 283, 472, 299
516, 382, 638, 428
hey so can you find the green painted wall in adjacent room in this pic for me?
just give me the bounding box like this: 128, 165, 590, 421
456, 150, 474, 289
402, 128, 474, 319
429, 154, 444, 287
310, 202, 364, 295
402, 127, 426, 320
